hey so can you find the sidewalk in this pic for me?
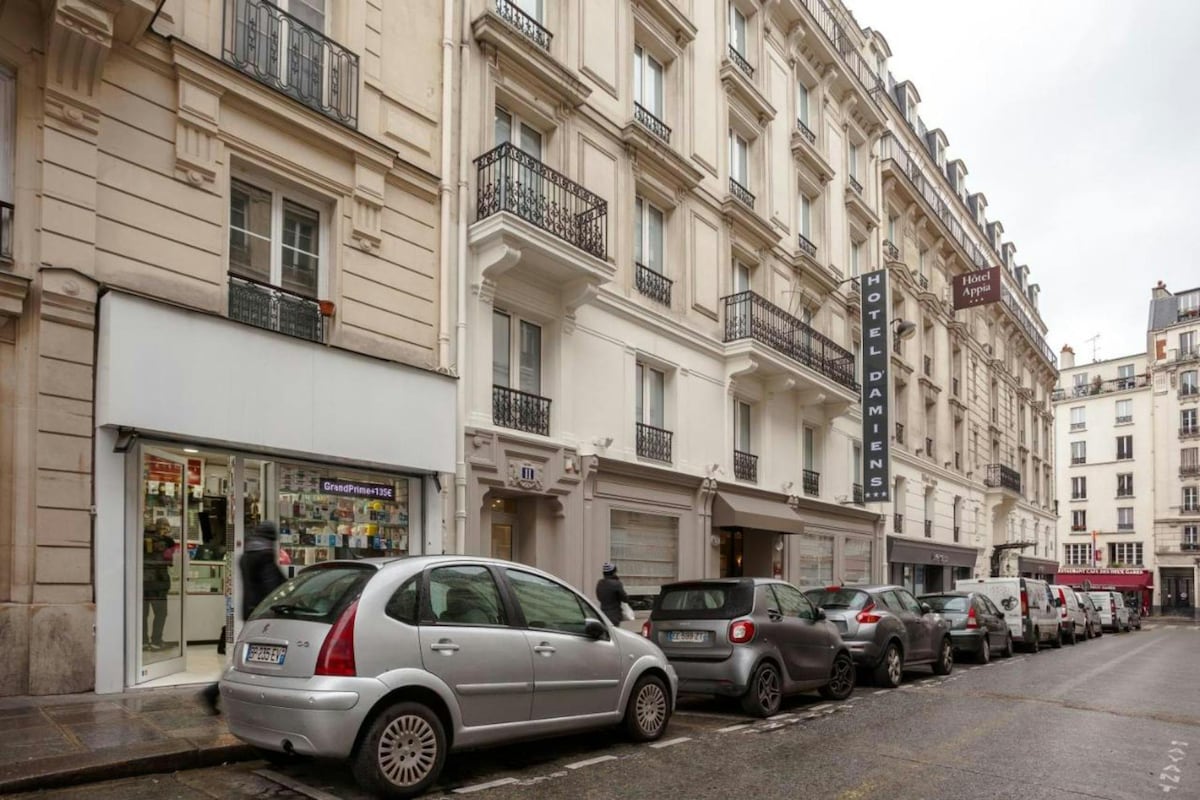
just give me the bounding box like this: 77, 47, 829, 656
0, 685, 253, 795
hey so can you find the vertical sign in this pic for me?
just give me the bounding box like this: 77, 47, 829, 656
860, 269, 890, 501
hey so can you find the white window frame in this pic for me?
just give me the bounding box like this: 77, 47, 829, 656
1071, 509, 1086, 531
797, 81, 810, 127
1182, 370, 1198, 393
1179, 291, 1200, 317
1115, 398, 1132, 423
729, 3, 748, 57
1070, 406, 1085, 429
1116, 434, 1133, 461
494, 105, 543, 158
1185, 486, 1199, 512
493, 308, 543, 396
802, 425, 816, 471
1071, 476, 1086, 500
1185, 525, 1199, 546
848, 143, 860, 180
634, 45, 665, 120
635, 195, 665, 275
729, 130, 749, 188
1070, 441, 1086, 464
1183, 408, 1198, 431
228, 171, 328, 300
733, 260, 751, 294
1064, 543, 1090, 566
1117, 473, 1133, 497
1117, 507, 1134, 530
636, 361, 666, 429
799, 194, 812, 240
734, 399, 753, 453
850, 240, 862, 277
1181, 331, 1197, 356
1110, 542, 1142, 566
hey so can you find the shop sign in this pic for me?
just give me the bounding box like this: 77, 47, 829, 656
931, 553, 949, 564
860, 268, 890, 501
1056, 568, 1147, 575
951, 266, 1002, 309
319, 477, 396, 500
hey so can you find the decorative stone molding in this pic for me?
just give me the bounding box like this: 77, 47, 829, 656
470, 278, 498, 305
173, 72, 223, 188
351, 157, 386, 250
38, 268, 98, 329
507, 459, 545, 491
45, 1, 116, 101
0, 273, 31, 319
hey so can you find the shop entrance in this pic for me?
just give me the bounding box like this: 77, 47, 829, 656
719, 529, 782, 578
1162, 569, 1194, 613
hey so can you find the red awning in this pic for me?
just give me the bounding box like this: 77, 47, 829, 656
1055, 570, 1154, 590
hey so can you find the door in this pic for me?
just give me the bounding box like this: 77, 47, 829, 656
504, 568, 622, 720
977, 594, 1007, 650
136, 448, 189, 683
890, 588, 934, 661
768, 584, 835, 683
418, 564, 533, 728
1164, 574, 1194, 612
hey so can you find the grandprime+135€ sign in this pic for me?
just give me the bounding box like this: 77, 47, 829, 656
860, 269, 890, 502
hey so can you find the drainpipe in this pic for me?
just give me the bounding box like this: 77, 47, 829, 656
453, 0, 471, 556
437, 0, 454, 371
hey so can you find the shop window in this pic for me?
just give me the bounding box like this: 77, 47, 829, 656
428, 565, 508, 626
842, 537, 872, 585
492, 309, 542, 396
505, 569, 590, 636
229, 175, 324, 299
610, 510, 679, 609
794, 532, 833, 585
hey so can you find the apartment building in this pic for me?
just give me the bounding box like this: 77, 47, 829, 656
0, 0, 454, 695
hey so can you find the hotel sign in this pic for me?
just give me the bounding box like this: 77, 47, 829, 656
860, 269, 890, 502
952, 266, 1002, 310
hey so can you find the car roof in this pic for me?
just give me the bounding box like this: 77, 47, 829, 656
307, 555, 571, 582
919, 591, 970, 597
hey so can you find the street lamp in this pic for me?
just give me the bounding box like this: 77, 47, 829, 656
892, 318, 916, 350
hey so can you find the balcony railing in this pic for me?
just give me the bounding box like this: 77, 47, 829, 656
1117, 521, 1134, 531
984, 464, 1022, 493
1070, 422, 1085, 431
1052, 374, 1151, 400
495, 0, 551, 50
729, 178, 755, 209
728, 45, 753, 79
222, 0, 359, 127
636, 422, 673, 463
915, 272, 929, 290
0, 201, 11, 261
803, 469, 820, 497
1182, 463, 1200, 477
634, 102, 671, 144
796, 118, 816, 145
882, 239, 900, 262
1071, 456, 1086, 465
1071, 524, 1086, 532
635, 263, 672, 306
895, 423, 904, 444
853, 483, 864, 505
722, 291, 858, 391
1157, 535, 1200, 554
848, 175, 863, 195
227, 275, 324, 342
796, 0, 884, 106
1182, 425, 1200, 439
894, 513, 903, 533
1181, 385, 1199, 398
1116, 415, 1133, 424
475, 142, 608, 260
493, 384, 551, 436
734, 449, 758, 482
797, 233, 817, 258
924, 520, 932, 538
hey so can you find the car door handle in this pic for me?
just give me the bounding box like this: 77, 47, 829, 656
430, 640, 460, 653
533, 643, 556, 655
767, 610, 783, 622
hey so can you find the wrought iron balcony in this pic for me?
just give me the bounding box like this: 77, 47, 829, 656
1071, 456, 1086, 465
734, 449, 758, 482
493, 384, 551, 436
915, 272, 929, 290
924, 520, 932, 538
729, 178, 755, 209
853, 483, 864, 505
1181, 385, 1199, 398
227, 275, 324, 342
728, 45, 753, 79
803, 469, 820, 497
882, 239, 900, 262
1182, 463, 1200, 478
637, 422, 673, 463
895, 422, 904, 444
984, 464, 1022, 493
894, 513, 903, 533
796, 118, 816, 145
1182, 425, 1200, 439
0, 201, 11, 261
1157, 534, 1200, 554
222, 0, 359, 127
722, 291, 857, 391
797, 233, 817, 258
1070, 422, 1085, 431
848, 175, 863, 195
1051, 374, 1151, 400
1117, 520, 1134, 531
475, 142, 608, 260
634, 102, 671, 144
495, 0, 551, 50
1116, 415, 1133, 424
635, 262, 672, 306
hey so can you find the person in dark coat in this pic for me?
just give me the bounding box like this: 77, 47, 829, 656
595, 562, 629, 625
142, 520, 174, 651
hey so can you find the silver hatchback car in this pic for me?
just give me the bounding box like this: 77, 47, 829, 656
220, 557, 676, 798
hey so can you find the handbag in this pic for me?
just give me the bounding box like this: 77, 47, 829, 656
620, 601, 636, 621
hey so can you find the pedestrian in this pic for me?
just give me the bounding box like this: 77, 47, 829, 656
201, 520, 286, 714
142, 520, 174, 652
595, 562, 629, 626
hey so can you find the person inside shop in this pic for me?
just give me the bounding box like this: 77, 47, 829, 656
201, 520, 287, 715
143, 519, 175, 652
595, 562, 630, 626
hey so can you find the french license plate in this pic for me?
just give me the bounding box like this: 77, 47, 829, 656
667, 630, 708, 644
246, 644, 286, 665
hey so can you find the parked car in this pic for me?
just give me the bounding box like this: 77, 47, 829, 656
918, 591, 1012, 663
644, 579, 855, 717
954, 578, 1061, 652
220, 557, 676, 799
1085, 590, 1131, 633
803, 585, 953, 688
1077, 592, 1103, 638
1126, 600, 1142, 630
1049, 584, 1087, 644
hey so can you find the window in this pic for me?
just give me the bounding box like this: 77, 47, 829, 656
1072, 373, 1088, 397
1109, 542, 1142, 566
842, 538, 872, 584
385, 576, 419, 625
1180, 291, 1200, 318
1116, 435, 1133, 461
1117, 473, 1133, 498
734, 400, 752, 452
918, 248, 928, 279
636, 362, 665, 428
1071, 509, 1086, 532
1070, 441, 1086, 465
428, 565, 507, 626
1183, 370, 1199, 396
1185, 525, 1199, 548
493, 310, 542, 395
729, 4, 748, 57
794, 532, 834, 585
494, 105, 543, 158
850, 241, 862, 277
1071, 476, 1086, 500
1063, 543, 1091, 566
797, 82, 810, 127
848, 143, 860, 180
729, 131, 749, 187
799, 194, 813, 240
770, 584, 816, 621
634, 45, 665, 120
1070, 407, 1085, 430
1185, 408, 1199, 433
1115, 399, 1132, 424
1184, 486, 1199, 513
1117, 507, 1134, 531
505, 569, 589, 635
1182, 331, 1197, 356
610, 510, 679, 607
1, 66, 12, 258
635, 196, 665, 274
229, 177, 323, 298
1117, 363, 1135, 388
803, 425, 816, 471
733, 260, 751, 294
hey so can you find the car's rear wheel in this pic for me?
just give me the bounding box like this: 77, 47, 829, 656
1000, 633, 1013, 658
1029, 629, 1040, 653
873, 643, 903, 688
741, 661, 783, 717
1050, 626, 1063, 649
353, 701, 446, 800
977, 636, 991, 664
1066, 625, 1077, 645
933, 638, 953, 675
625, 674, 670, 741
819, 652, 855, 700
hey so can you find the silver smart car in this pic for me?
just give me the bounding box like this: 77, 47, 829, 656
220, 557, 676, 798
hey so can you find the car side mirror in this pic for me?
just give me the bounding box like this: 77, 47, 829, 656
1055, 598, 1064, 608
815, 607, 827, 621
920, 602, 932, 615
583, 618, 607, 639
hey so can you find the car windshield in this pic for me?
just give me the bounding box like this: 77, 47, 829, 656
660, 587, 728, 611
804, 588, 869, 610
921, 595, 969, 612
653, 583, 754, 620
249, 564, 374, 624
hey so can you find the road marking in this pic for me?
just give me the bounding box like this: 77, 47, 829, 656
1190, 626, 1199, 631
717, 723, 751, 733
650, 737, 692, 749
759, 722, 786, 731
565, 755, 618, 770
808, 703, 834, 712
254, 770, 343, 800
770, 713, 795, 720
454, 778, 520, 794
873, 689, 889, 695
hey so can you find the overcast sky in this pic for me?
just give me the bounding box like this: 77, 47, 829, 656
850, 0, 1200, 365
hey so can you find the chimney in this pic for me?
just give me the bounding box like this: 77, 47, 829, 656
1153, 280, 1170, 299
1060, 344, 1075, 369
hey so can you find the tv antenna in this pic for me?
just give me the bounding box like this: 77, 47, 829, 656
1084, 333, 1100, 363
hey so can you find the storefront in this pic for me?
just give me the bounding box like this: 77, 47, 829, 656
887, 537, 979, 595
1018, 556, 1059, 583
1056, 568, 1155, 617
93, 292, 454, 692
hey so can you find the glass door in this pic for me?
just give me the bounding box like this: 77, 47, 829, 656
136, 447, 189, 682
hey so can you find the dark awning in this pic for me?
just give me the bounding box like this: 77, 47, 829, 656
1018, 557, 1060, 576
712, 493, 805, 534
1055, 569, 1154, 590
887, 537, 978, 568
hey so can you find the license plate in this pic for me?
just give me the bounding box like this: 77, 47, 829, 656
667, 630, 708, 644
833, 620, 848, 632
246, 644, 286, 665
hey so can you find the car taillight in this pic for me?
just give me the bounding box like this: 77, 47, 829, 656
966, 606, 979, 629
1020, 590, 1028, 616
729, 618, 756, 644
315, 599, 358, 677
641, 620, 652, 639
856, 601, 882, 624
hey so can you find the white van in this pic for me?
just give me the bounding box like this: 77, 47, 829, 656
954, 578, 1061, 652
1049, 584, 1088, 643
1085, 591, 1131, 633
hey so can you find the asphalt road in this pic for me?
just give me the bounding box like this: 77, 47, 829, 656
13, 622, 1200, 800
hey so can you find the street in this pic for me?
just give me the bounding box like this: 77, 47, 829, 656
11, 623, 1200, 800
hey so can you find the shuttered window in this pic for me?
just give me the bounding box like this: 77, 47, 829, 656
610, 510, 678, 606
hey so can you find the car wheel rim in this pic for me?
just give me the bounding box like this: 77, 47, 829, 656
887, 649, 901, 684
377, 714, 438, 787
981, 640, 989, 660
943, 642, 953, 668
635, 682, 667, 735
831, 657, 853, 695
758, 668, 781, 710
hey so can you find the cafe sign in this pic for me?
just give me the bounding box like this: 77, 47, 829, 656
952, 266, 1002, 310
